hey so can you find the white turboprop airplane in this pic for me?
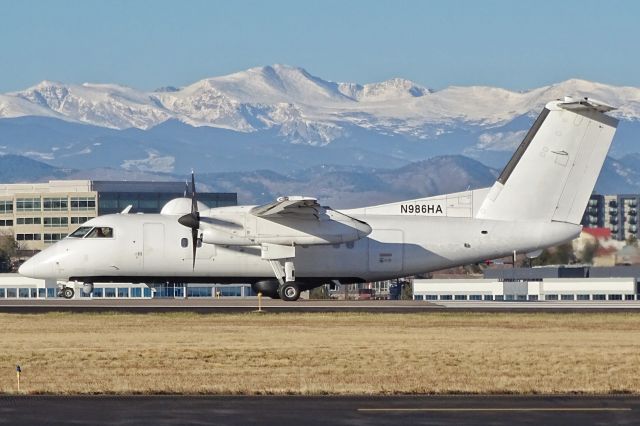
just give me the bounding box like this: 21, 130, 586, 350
19, 98, 618, 301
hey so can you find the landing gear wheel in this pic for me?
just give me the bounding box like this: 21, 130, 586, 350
279, 282, 300, 302
62, 287, 75, 299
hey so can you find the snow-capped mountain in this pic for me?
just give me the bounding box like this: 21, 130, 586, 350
1, 64, 640, 181
5, 65, 640, 139
12, 80, 171, 130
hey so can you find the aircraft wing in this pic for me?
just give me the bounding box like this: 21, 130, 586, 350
250, 196, 324, 219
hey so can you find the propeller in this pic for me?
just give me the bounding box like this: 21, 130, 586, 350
178, 171, 200, 270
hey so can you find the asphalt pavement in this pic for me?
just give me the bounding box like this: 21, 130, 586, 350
0, 395, 637, 426
1, 298, 640, 313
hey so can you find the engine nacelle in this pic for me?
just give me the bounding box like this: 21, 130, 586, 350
199, 206, 372, 247
252, 234, 360, 245
250, 210, 372, 245
201, 228, 254, 246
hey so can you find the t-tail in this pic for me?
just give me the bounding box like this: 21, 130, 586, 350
476, 97, 618, 224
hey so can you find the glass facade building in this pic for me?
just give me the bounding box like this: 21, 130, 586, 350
92, 181, 236, 215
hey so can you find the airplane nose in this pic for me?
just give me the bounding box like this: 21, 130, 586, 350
17, 260, 31, 276
18, 253, 55, 279
18, 258, 38, 277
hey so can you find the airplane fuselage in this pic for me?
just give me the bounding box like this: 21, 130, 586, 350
20, 210, 580, 285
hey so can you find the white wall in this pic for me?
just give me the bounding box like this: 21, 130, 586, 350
413, 277, 637, 299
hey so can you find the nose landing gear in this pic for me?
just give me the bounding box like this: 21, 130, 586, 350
57, 286, 75, 299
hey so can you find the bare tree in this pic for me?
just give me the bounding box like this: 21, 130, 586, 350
0, 231, 18, 272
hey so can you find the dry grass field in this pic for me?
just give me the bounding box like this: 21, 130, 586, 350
1, 311, 640, 395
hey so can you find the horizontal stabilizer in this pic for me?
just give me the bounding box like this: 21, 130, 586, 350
558, 97, 615, 113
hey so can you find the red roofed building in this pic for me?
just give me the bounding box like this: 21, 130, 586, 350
583, 227, 612, 240
573, 227, 622, 266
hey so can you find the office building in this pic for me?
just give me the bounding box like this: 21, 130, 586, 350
0, 180, 236, 250
582, 194, 639, 241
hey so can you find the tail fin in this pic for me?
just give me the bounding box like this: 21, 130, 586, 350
476, 98, 618, 224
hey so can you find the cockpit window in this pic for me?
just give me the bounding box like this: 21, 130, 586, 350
68, 226, 93, 238
86, 227, 114, 238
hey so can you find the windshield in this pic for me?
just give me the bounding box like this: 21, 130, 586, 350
68, 226, 93, 238
67, 226, 114, 239
86, 227, 113, 238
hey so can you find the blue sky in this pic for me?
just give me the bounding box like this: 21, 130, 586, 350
1, 0, 638, 92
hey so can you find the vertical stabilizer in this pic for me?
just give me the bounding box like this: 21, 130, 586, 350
476, 98, 618, 224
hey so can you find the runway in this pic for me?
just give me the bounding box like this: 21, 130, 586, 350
1, 298, 640, 313
0, 395, 637, 425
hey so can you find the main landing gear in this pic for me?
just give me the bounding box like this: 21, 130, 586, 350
251, 279, 302, 301
260, 243, 303, 301
278, 281, 301, 302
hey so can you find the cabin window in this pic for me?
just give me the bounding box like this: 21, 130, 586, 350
86, 227, 114, 238
181, 238, 188, 248
69, 226, 93, 238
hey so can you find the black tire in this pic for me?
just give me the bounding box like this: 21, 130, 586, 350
62, 287, 75, 299
279, 282, 300, 302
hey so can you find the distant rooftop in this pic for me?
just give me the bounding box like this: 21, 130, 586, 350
484, 265, 640, 280
583, 227, 612, 239
0, 180, 235, 197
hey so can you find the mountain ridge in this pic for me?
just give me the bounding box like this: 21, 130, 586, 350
4, 65, 639, 137
1, 153, 636, 209
1, 65, 638, 196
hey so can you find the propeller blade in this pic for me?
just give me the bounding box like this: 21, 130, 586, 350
183, 170, 199, 270
191, 171, 198, 214
191, 227, 198, 270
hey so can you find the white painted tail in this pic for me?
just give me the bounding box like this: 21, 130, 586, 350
476, 98, 618, 224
